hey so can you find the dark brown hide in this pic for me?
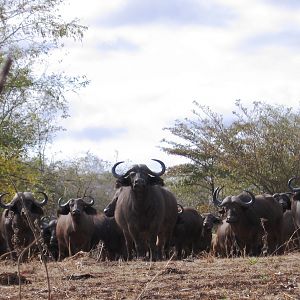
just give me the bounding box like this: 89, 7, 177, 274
280, 210, 300, 252
213, 189, 283, 256
273, 193, 292, 213
200, 213, 222, 253
112, 160, 178, 260
92, 213, 125, 260
41, 218, 58, 260
287, 177, 300, 231
0, 192, 48, 259
56, 197, 97, 260
172, 207, 203, 259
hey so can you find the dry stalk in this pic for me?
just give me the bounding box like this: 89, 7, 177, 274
0, 250, 17, 261
135, 253, 175, 300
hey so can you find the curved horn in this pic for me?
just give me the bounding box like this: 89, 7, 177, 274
236, 190, 255, 207
35, 191, 48, 207
288, 177, 300, 192
112, 161, 125, 179
58, 197, 70, 208
83, 196, 94, 206
0, 193, 10, 209
212, 186, 223, 207
148, 159, 166, 177
41, 216, 50, 224
177, 203, 184, 214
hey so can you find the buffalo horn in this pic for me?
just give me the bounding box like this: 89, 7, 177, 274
288, 177, 300, 192
58, 197, 70, 208
35, 191, 48, 207
212, 186, 223, 207
112, 161, 125, 178
238, 190, 255, 206
148, 159, 166, 177
0, 193, 10, 209
83, 196, 94, 206
177, 203, 184, 214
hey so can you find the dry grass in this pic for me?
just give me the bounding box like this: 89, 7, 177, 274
0, 252, 300, 300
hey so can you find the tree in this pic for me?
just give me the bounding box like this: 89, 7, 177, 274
37, 152, 115, 215
162, 100, 300, 204
0, 0, 88, 192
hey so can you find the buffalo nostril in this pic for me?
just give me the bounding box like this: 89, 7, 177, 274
134, 178, 145, 186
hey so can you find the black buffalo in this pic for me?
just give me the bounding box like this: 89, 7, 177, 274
40, 217, 58, 260
288, 177, 300, 229
286, 178, 300, 250
0, 191, 48, 259
56, 196, 97, 260
111, 159, 178, 260
92, 213, 125, 260
172, 207, 203, 259
200, 213, 222, 253
212, 187, 283, 256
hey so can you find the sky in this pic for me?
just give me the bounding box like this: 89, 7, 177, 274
45, 0, 300, 170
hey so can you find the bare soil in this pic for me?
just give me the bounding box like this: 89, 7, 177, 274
0, 251, 299, 300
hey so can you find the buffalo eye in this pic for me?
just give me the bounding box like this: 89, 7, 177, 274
129, 172, 136, 178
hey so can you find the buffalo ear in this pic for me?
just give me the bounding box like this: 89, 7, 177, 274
4, 209, 12, 218
84, 206, 97, 215
9, 203, 19, 214
57, 206, 70, 216
149, 176, 164, 186
117, 177, 131, 186
31, 204, 44, 215
293, 192, 300, 201
213, 216, 222, 224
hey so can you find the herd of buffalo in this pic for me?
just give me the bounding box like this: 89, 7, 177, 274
1, 159, 300, 262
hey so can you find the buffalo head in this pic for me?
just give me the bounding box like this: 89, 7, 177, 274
57, 197, 97, 217
202, 213, 222, 230
111, 159, 165, 191
212, 187, 255, 223
273, 193, 292, 212
0, 192, 48, 217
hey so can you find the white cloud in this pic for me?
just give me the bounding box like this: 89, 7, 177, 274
45, 0, 300, 168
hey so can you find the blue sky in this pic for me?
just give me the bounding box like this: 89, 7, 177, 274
46, 0, 300, 167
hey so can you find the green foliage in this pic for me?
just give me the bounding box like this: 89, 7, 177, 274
35, 152, 115, 215
0, 0, 88, 192
162, 100, 300, 202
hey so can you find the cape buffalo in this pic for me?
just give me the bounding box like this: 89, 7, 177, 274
288, 177, 300, 228
92, 213, 125, 260
172, 207, 203, 259
0, 191, 48, 259
273, 192, 299, 251
286, 177, 300, 249
41, 217, 58, 260
56, 196, 97, 260
273, 193, 292, 213
212, 220, 238, 257
111, 159, 178, 261
200, 213, 222, 253
212, 187, 283, 256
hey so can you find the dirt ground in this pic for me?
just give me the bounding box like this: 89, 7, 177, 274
0, 251, 299, 300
